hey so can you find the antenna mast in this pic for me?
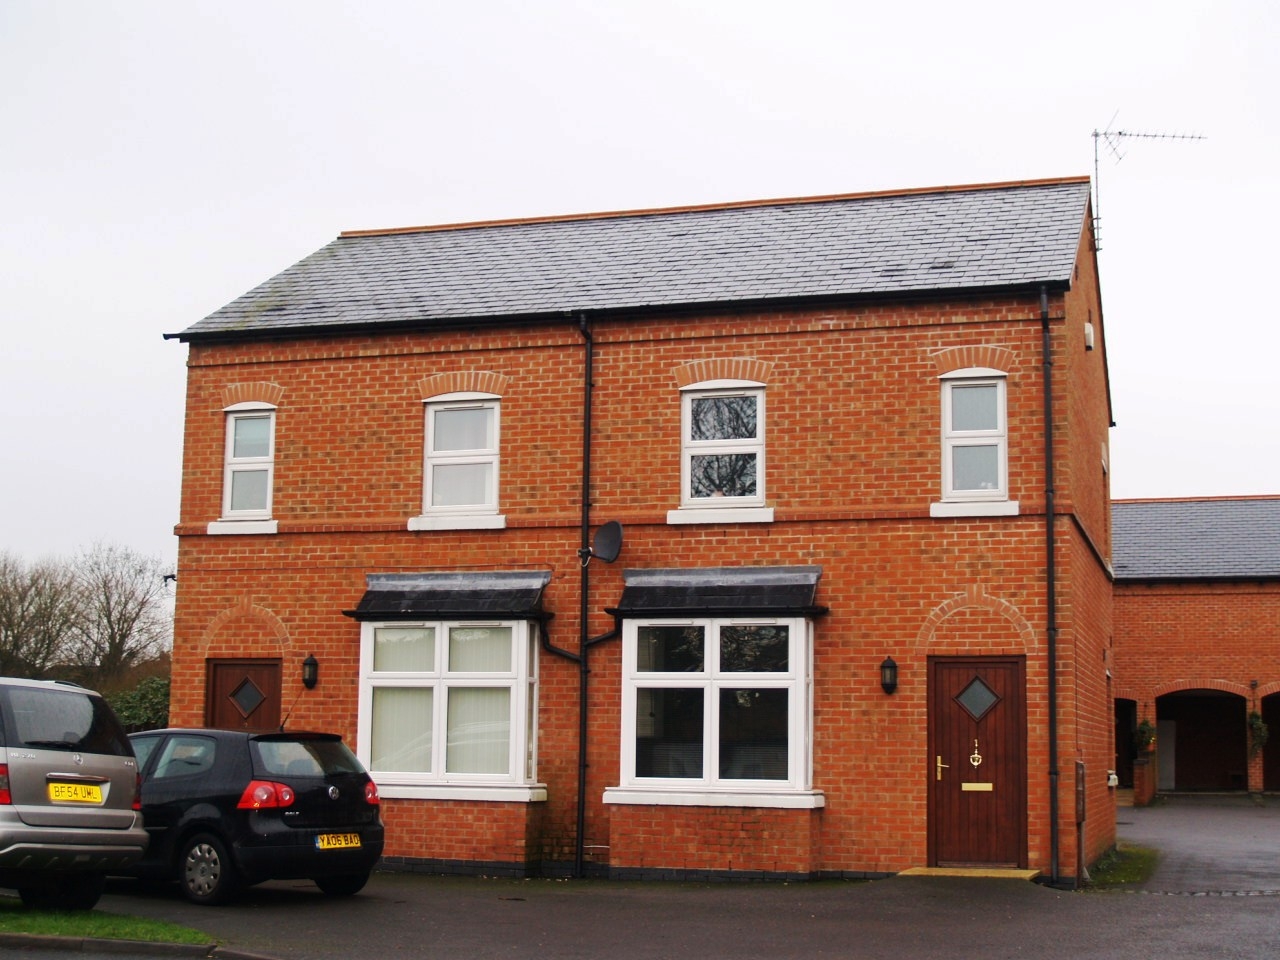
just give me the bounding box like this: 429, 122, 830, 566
1091, 115, 1206, 250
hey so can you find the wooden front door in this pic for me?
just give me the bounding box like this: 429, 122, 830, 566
205, 659, 282, 731
928, 656, 1027, 868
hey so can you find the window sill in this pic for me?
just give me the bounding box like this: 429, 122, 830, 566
666, 506, 774, 525
603, 787, 824, 809
371, 781, 547, 803
408, 514, 507, 531
930, 500, 1019, 518
206, 519, 279, 535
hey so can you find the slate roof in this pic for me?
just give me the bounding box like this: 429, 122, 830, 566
607, 566, 828, 617
1112, 499, 1280, 581
173, 178, 1092, 342
345, 570, 552, 620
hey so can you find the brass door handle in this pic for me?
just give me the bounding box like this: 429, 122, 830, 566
936, 756, 950, 780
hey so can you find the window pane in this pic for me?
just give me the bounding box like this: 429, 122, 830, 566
446, 687, 510, 774
431, 462, 492, 507
229, 470, 268, 511
719, 688, 788, 780
373, 626, 435, 672
433, 407, 493, 452
952, 444, 999, 491
635, 688, 704, 778
691, 395, 756, 441
720, 625, 789, 672
951, 384, 998, 432
448, 626, 512, 672
371, 687, 433, 772
690, 453, 757, 499
232, 415, 271, 458
637, 625, 704, 672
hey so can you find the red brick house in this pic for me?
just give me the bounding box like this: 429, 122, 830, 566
165, 176, 1116, 885
1112, 497, 1280, 801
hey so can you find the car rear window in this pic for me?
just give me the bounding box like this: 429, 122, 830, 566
0, 686, 133, 756
252, 737, 365, 777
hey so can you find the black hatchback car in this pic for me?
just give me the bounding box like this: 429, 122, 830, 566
125, 729, 384, 904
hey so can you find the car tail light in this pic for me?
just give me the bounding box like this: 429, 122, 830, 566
237, 780, 296, 810
133, 771, 142, 812
364, 780, 380, 805
0, 764, 10, 805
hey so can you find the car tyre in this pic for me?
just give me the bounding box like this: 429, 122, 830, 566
314, 872, 370, 897
179, 832, 240, 905
18, 872, 106, 911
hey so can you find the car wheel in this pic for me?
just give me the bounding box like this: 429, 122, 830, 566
179, 832, 240, 905
314, 872, 370, 897
18, 873, 106, 911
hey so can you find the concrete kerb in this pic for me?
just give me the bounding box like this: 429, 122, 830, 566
0, 931, 281, 959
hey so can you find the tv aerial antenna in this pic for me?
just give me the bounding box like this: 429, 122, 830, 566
1091, 112, 1206, 250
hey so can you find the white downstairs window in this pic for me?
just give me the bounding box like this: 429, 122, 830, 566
357, 619, 539, 800
606, 617, 821, 809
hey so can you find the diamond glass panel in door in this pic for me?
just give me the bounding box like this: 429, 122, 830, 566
229, 678, 266, 719
689, 395, 757, 499
955, 676, 1000, 721
635, 688, 704, 778
371, 687, 433, 772
430, 406, 494, 508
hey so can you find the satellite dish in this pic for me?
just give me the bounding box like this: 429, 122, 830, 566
591, 521, 623, 563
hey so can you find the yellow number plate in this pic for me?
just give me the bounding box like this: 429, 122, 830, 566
316, 833, 361, 850
48, 782, 103, 803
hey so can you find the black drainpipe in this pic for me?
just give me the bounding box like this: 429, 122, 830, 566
1041, 285, 1061, 885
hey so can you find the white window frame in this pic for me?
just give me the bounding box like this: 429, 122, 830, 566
356, 619, 543, 802
931, 369, 1019, 518
668, 380, 773, 525
209, 401, 278, 535
410, 392, 506, 531
604, 617, 822, 809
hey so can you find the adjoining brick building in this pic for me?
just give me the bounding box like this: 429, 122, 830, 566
1112, 497, 1280, 801
165, 177, 1116, 885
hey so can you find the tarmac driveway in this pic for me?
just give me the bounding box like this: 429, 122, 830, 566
75, 795, 1279, 960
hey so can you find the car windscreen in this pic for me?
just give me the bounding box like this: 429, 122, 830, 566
1, 686, 133, 756
251, 737, 366, 777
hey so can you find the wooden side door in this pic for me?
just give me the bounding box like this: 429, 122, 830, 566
928, 656, 1027, 868
205, 659, 282, 731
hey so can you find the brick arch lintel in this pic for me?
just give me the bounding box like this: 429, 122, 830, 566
916, 582, 1036, 653
929, 345, 1016, 377
199, 596, 290, 661
673, 358, 774, 388
1153, 678, 1252, 700
1256, 681, 1280, 701
420, 371, 510, 399
222, 382, 285, 407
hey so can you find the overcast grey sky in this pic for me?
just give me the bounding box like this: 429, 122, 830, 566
2, 0, 1276, 565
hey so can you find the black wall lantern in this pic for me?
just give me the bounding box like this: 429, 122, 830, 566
302, 654, 319, 690
880, 656, 898, 695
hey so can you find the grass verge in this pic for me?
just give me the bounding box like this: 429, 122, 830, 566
0, 895, 212, 945
1086, 843, 1160, 888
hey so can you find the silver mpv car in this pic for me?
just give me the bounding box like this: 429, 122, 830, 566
0, 677, 149, 909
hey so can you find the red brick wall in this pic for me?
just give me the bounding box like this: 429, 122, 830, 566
1113, 577, 1280, 794
172, 286, 1114, 879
